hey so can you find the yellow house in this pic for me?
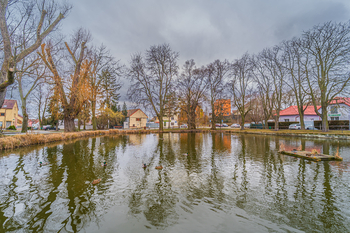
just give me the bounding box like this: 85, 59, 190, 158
126, 109, 148, 128
0, 99, 20, 129
155, 115, 179, 128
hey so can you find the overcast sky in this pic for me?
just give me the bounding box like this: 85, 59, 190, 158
8, 0, 350, 116
63, 0, 350, 63
60, 0, 350, 103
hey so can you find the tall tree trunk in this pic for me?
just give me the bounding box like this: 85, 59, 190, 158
0, 92, 6, 111
275, 112, 280, 131
159, 115, 163, 132
299, 110, 305, 130
241, 114, 245, 130
92, 101, 96, 130
188, 108, 196, 130
38, 112, 42, 129
64, 116, 75, 132
21, 103, 28, 133
78, 116, 81, 131
211, 101, 216, 130
321, 103, 329, 132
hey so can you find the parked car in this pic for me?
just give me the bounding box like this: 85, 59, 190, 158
42, 125, 51, 130
44, 126, 60, 131
180, 124, 188, 129
222, 124, 228, 127
289, 123, 301, 130
230, 123, 240, 128
215, 123, 222, 127
244, 123, 251, 128
306, 126, 318, 130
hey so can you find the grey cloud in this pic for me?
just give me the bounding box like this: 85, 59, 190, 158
61, 0, 350, 102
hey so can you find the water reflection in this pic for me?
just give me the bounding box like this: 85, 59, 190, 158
0, 133, 350, 232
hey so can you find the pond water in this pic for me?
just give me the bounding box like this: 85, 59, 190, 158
0, 133, 350, 232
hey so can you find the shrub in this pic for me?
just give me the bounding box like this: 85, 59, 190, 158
7, 125, 16, 130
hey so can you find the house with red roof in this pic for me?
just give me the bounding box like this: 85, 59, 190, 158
0, 99, 21, 128
279, 105, 321, 122
124, 109, 148, 128
320, 97, 350, 121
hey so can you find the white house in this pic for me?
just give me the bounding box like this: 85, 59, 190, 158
124, 109, 148, 129
279, 106, 321, 123
319, 97, 350, 121
155, 115, 179, 128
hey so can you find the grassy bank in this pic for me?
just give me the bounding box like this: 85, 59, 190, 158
1, 128, 349, 151
0, 129, 214, 151
220, 128, 350, 140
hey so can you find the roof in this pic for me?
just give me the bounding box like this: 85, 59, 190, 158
330, 97, 350, 107
127, 109, 148, 118
1, 99, 17, 109
127, 109, 139, 117
279, 106, 321, 116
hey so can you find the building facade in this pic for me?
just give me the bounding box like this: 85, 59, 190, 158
214, 99, 231, 117
0, 99, 21, 128
319, 97, 350, 121
279, 106, 321, 123
124, 109, 148, 128
155, 115, 179, 128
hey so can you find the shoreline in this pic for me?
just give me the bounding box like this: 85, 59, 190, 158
1, 128, 349, 151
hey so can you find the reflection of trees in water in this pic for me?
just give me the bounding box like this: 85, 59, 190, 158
234, 135, 249, 208
181, 133, 204, 174
257, 136, 349, 232
0, 137, 123, 232
128, 136, 179, 229
1, 133, 350, 231
0, 153, 28, 232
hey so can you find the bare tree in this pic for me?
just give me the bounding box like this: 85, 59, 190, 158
127, 44, 179, 131
88, 45, 122, 130
230, 53, 253, 130
282, 38, 312, 129
31, 82, 52, 129
0, 0, 70, 107
38, 29, 91, 132
16, 54, 47, 132
177, 59, 208, 129
252, 53, 275, 129
206, 59, 230, 130
301, 21, 350, 131
254, 47, 286, 130
267, 47, 286, 130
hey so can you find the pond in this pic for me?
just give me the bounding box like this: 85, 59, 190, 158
0, 133, 350, 232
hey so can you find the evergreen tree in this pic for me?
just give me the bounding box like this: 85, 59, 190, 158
122, 102, 128, 117
47, 89, 62, 130
99, 67, 121, 109
111, 103, 118, 113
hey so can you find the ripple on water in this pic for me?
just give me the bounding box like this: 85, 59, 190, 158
1, 133, 350, 232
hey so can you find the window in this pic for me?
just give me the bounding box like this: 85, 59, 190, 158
331, 117, 339, 121
136, 118, 141, 121
330, 106, 338, 114
171, 117, 174, 120
284, 119, 289, 122
0, 113, 4, 116
3, 105, 6, 108
171, 122, 174, 126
